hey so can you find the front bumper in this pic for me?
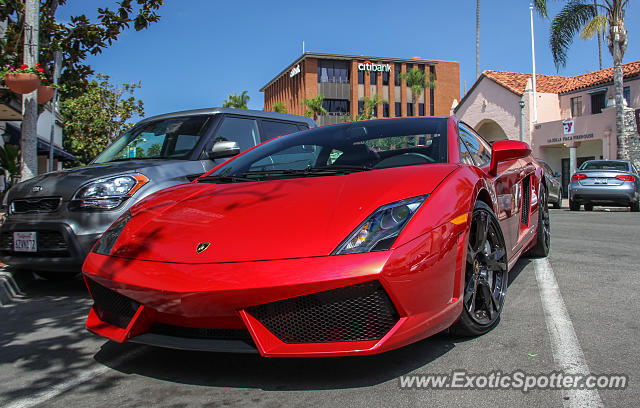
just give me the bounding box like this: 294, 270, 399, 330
569, 182, 638, 206
0, 221, 101, 271
83, 221, 467, 357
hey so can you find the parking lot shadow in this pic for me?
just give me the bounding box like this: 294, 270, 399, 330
94, 331, 475, 391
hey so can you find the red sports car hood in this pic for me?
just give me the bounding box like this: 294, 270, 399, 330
111, 164, 458, 263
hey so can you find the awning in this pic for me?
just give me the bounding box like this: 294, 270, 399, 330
2, 122, 77, 162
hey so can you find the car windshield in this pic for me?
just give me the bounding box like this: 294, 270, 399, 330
580, 161, 629, 171
93, 115, 212, 163
201, 118, 448, 183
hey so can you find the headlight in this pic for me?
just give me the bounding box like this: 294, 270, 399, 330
333, 195, 428, 255
71, 174, 148, 210
93, 211, 131, 255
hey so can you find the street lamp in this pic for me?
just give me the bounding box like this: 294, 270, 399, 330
519, 100, 525, 142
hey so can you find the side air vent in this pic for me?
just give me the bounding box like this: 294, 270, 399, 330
87, 278, 140, 329
521, 176, 531, 225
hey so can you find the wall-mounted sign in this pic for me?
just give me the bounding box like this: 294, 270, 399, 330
546, 133, 594, 144
358, 60, 391, 72
290, 64, 301, 78
563, 119, 575, 135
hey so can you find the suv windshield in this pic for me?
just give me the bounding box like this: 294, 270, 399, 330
580, 161, 629, 171
201, 118, 448, 183
93, 115, 212, 163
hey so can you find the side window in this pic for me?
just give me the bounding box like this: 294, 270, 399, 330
214, 117, 260, 152
458, 136, 475, 166
459, 124, 491, 166
260, 120, 300, 141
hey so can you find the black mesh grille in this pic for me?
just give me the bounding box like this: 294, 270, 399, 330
87, 278, 140, 329
150, 323, 252, 341
521, 176, 531, 225
0, 231, 69, 257
247, 281, 399, 343
11, 197, 62, 213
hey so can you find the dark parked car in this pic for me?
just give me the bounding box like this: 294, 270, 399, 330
0, 108, 315, 278
569, 159, 639, 212
536, 159, 563, 208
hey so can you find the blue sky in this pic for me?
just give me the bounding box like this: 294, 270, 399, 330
58, 0, 639, 118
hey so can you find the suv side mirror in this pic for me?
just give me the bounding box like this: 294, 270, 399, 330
209, 140, 240, 160
489, 140, 531, 176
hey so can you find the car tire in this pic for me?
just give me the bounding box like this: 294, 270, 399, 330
584, 204, 594, 211
552, 189, 562, 209
525, 184, 550, 258
569, 200, 580, 211
631, 201, 640, 212
450, 201, 508, 337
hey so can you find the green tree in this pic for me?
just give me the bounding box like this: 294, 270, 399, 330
301, 94, 327, 121
535, 0, 630, 160
343, 94, 387, 122
0, 0, 164, 99
399, 67, 435, 117
223, 91, 250, 108
0, 144, 21, 189
272, 101, 288, 113
60, 74, 144, 165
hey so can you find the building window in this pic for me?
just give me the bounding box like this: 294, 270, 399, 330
419, 103, 425, 116
570, 96, 582, 117
624, 86, 630, 106
395, 102, 402, 117
370, 71, 377, 85
322, 99, 350, 115
358, 70, 364, 84
407, 103, 414, 116
383, 103, 389, 117
382, 71, 389, 86
358, 100, 364, 115
317, 60, 350, 84
394, 63, 401, 86
591, 91, 606, 114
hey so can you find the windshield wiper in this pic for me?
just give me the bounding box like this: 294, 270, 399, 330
198, 175, 256, 183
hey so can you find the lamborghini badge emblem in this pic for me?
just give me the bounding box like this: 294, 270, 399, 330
196, 242, 211, 254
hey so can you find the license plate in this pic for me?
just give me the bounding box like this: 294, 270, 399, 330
13, 231, 37, 252
595, 178, 607, 184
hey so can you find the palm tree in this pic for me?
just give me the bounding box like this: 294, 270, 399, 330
342, 94, 387, 122
399, 67, 435, 116
535, 0, 630, 160
301, 94, 327, 121
223, 91, 250, 109
272, 101, 288, 113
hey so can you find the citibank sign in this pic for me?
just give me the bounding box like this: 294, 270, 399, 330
358, 60, 391, 72
290, 64, 301, 78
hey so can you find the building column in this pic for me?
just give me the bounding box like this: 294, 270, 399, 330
350, 60, 358, 117
569, 146, 577, 176
376, 61, 383, 118
400, 63, 407, 117
389, 63, 395, 117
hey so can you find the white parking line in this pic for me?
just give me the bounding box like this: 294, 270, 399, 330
534, 258, 603, 408
4, 347, 145, 408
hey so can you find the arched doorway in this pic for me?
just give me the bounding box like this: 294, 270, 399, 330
475, 119, 508, 144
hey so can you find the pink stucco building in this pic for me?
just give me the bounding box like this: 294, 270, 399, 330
454, 61, 640, 196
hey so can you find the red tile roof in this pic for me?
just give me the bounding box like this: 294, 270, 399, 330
483, 60, 640, 95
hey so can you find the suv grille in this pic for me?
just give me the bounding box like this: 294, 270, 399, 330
0, 230, 69, 257
247, 281, 399, 343
11, 197, 62, 214
87, 278, 141, 329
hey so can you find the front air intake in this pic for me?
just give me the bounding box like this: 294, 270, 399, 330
87, 278, 140, 329
247, 281, 399, 343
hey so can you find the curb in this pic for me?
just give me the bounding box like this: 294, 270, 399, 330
0, 267, 34, 306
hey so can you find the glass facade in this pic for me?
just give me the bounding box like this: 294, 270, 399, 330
382, 70, 389, 85
395, 102, 402, 117
322, 99, 350, 114
370, 71, 377, 85
383, 103, 389, 117
358, 70, 364, 84
419, 103, 425, 116
407, 103, 414, 116
394, 63, 401, 86
317, 60, 350, 83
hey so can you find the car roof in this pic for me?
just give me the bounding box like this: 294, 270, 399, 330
135, 107, 317, 128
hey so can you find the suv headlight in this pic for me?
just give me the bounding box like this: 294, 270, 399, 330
71, 174, 148, 210
332, 195, 427, 255
93, 211, 131, 255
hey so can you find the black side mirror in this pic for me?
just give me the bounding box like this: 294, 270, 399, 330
209, 141, 240, 160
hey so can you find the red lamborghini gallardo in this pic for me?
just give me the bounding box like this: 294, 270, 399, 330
83, 117, 550, 357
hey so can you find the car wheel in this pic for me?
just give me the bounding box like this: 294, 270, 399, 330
631, 201, 640, 212
584, 204, 594, 211
525, 184, 550, 258
569, 200, 580, 211
450, 201, 508, 336
552, 189, 562, 209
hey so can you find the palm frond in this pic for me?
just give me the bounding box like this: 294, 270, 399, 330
533, 0, 549, 18
550, 0, 598, 69
580, 14, 607, 39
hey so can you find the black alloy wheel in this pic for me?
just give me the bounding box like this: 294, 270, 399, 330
526, 184, 551, 258
451, 201, 508, 336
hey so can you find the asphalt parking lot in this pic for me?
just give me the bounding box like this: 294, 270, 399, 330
1, 206, 638, 408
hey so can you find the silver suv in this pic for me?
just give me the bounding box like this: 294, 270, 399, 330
1, 108, 315, 277
568, 159, 639, 212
